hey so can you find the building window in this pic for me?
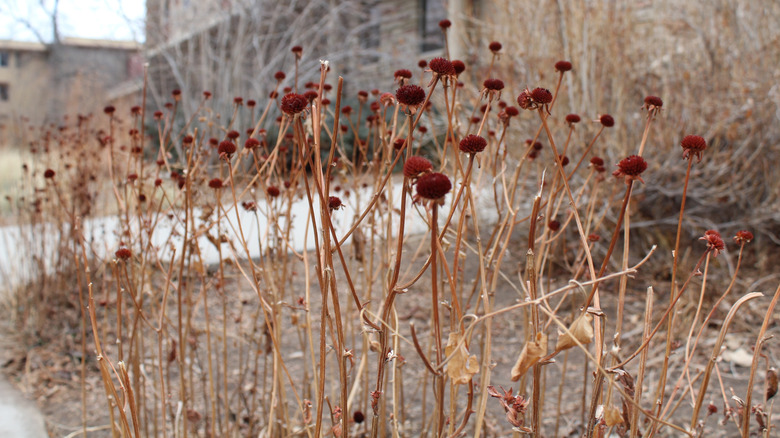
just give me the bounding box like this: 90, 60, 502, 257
0, 83, 8, 101
420, 0, 446, 52
0, 52, 9, 67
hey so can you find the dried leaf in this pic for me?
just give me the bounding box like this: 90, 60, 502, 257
511, 332, 548, 381
604, 405, 623, 426
555, 313, 593, 353
767, 368, 778, 400
445, 332, 479, 385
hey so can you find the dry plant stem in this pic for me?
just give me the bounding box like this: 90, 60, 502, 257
369, 114, 415, 438
526, 194, 543, 437
655, 157, 695, 421
662, 243, 747, 419
536, 108, 598, 329
742, 282, 780, 436
611, 250, 709, 370
689, 292, 764, 432
631, 287, 654, 438
431, 204, 446, 438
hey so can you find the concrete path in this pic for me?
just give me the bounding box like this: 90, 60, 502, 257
0, 374, 48, 437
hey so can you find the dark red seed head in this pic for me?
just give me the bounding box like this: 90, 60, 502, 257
116, 247, 132, 260
517, 90, 532, 109
291, 45, 303, 55
247, 99, 256, 107
416, 172, 452, 200
438, 19, 451, 29
734, 230, 754, 244
565, 114, 581, 124
505, 106, 519, 117
396, 85, 426, 107
530, 88, 553, 104
644, 95, 663, 108
104, 105, 115, 115
590, 156, 604, 167
613, 155, 647, 183
234, 97, 243, 105
489, 41, 502, 53
245, 138, 260, 149
418, 59, 427, 68
700, 230, 725, 256
429, 57, 455, 76
208, 178, 223, 189
393, 138, 406, 150
459, 134, 488, 154
203, 91, 212, 99
218, 141, 237, 158
44, 169, 55, 179
303, 90, 319, 102
681, 135, 706, 152
328, 196, 343, 210
483, 78, 505, 91
266, 186, 280, 198
403, 156, 433, 179
554, 60, 572, 72
227, 130, 240, 140
452, 60, 466, 75
353, 410, 365, 424
280, 93, 309, 115
599, 114, 615, 127
548, 220, 561, 231
394, 69, 413, 80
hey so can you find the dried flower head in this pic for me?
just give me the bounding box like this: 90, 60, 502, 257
43, 169, 55, 179
246, 99, 256, 107
394, 69, 413, 83
644, 95, 663, 109
590, 156, 604, 167
418, 59, 427, 68
459, 134, 488, 154
483, 78, 504, 91
489, 41, 502, 53
353, 410, 365, 424
281, 93, 308, 115
245, 138, 260, 149
115, 247, 132, 260
403, 156, 433, 179
328, 196, 344, 210
218, 140, 237, 158
429, 57, 455, 76
227, 130, 240, 140
233, 97, 243, 105
681, 134, 706, 162
734, 230, 754, 244
266, 186, 280, 198
451, 60, 466, 75
555, 60, 572, 72
700, 230, 725, 257
505, 106, 519, 117
530, 88, 553, 104
291, 45, 303, 56
103, 105, 116, 115
565, 113, 581, 125
588, 233, 601, 242
396, 85, 426, 108
393, 138, 406, 151
599, 114, 615, 127
548, 220, 561, 231
438, 19, 451, 29
416, 172, 452, 201
208, 178, 223, 189
613, 155, 648, 184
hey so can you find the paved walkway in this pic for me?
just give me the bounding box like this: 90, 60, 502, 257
0, 373, 48, 437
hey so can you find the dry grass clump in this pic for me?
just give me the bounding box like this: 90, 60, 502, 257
2, 10, 779, 438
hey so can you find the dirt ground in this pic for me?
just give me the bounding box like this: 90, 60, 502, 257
1, 229, 777, 437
